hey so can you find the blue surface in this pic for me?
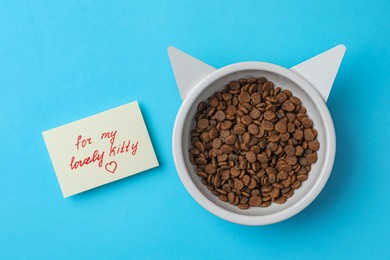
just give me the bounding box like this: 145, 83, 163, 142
0, 0, 389, 259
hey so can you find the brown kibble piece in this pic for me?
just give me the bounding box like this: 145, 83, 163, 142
243, 132, 251, 144
197, 118, 209, 130
247, 78, 257, 84
227, 105, 237, 116
222, 92, 232, 101
215, 111, 226, 122
225, 134, 237, 145
293, 129, 304, 140
283, 189, 294, 198
209, 127, 219, 139
220, 121, 232, 130
291, 180, 301, 190
306, 153, 318, 164
249, 109, 261, 119
264, 111, 276, 120
194, 141, 205, 152
275, 121, 287, 133
189, 148, 200, 155
277, 171, 288, 181
268, 135, 280, 142
242, 175, 250, 186
241, 115, 253, 125
313, 128, 318, 137
221, 170, 230, 180
217, 154, 228, 162
218, 195, 228, 202
267, 142, 278, 152
263, 81, 274, 91
287, 122, 296, 133
270, 187, 280, 198
286, 113, 296, 122
246, 151, 257, 163
248, 178, 257, 189
208, 96, 219, 107
262, 120, 274, 131
248, 124, 259, 135
282, 100, 295, 112
290, 96, 301, 105
260, 201, 271, 207
308, 140, 320, 151
234, 179, 244, 190
239, 92, 251, 103
268, 173, 276, 184
229, 81, 240, 90
275, 196, 287, 204
276, 92, 288, 103
284, 145, 295, 156
197, 101, 207, 112
295, 145, 304, 156
301, 117, 313, 128
285, 156, 298, 165
257, 153, 268, 164
233, 124, 246, 135
230, 167, 241, 177
266, 167, 276, 175
238, 203, 249, 210
251, 93, 262, 104
228, 192, 235, 204
279, 165, 291, 172
279, 132, 290, 142
238, 79, 247, 85
212, 138, 222, 149
258, 139, 267, 149
205, 164, 216, 174
195, 157, 207, 165
304, 128, 315, 141
297, 174, 308, 181
249, 196, 262, 207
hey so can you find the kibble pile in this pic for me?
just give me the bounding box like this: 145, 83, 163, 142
189, 77, 320, 209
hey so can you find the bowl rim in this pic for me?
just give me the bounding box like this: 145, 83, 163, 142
172, 61, 336, 225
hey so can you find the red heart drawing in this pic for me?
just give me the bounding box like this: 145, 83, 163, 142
105, 161, 117, 173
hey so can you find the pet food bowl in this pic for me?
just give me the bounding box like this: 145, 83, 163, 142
169, 45, 345, 225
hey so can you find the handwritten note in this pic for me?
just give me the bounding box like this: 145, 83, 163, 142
42, 101, 158, 197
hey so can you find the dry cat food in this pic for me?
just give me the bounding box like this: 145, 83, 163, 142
189, 77, 320, 209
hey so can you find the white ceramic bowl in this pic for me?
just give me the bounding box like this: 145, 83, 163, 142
172, 61, 336, 225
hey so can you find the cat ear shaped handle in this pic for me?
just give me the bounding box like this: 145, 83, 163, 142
168, 47, 216, 100
168, 45, 346, 102
290, 45, 346, 101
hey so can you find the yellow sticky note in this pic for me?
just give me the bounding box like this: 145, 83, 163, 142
42, 101, 159, 198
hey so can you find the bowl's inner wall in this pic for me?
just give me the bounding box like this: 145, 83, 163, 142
181, 69, 327, 216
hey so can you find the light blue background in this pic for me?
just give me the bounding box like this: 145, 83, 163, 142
1, 0, 389, 259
